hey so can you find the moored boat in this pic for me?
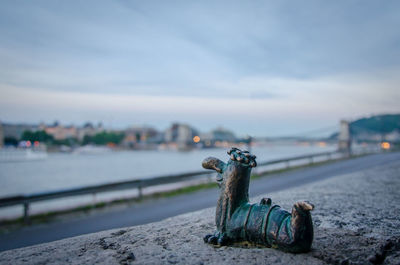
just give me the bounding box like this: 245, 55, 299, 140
0, 148, 48, 162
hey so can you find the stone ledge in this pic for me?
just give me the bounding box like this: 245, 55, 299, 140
1, 161, 400, 265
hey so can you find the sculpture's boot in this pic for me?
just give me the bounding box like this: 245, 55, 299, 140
275, 201, 314, 253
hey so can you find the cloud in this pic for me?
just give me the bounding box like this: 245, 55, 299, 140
0, 0, 400, 135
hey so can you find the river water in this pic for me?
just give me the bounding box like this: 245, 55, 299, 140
0, 143, 337, 218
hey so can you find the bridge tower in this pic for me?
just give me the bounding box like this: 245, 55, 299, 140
338, 120, 351, 153
0, 121, 3, 148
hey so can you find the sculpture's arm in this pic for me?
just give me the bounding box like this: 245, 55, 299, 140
202, 157, 226, 184
202, 157, 225, 173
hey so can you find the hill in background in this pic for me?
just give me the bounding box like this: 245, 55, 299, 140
330, 114, 400, 142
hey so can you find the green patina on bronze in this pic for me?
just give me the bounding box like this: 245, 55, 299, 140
202, 147, 314, 253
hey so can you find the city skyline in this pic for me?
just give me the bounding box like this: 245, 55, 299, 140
1, 1, 400, 137
0, 120, 245, 139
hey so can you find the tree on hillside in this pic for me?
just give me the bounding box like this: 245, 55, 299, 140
351, 114, 400, 134
21, 130, 54, 143
82, 132, 125, 145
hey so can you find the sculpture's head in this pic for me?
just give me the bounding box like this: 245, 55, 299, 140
202, 147, 257, 187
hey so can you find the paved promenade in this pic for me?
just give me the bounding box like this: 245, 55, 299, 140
1, 152, 400, 264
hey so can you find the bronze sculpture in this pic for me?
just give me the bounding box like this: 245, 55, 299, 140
202, 147, 314, 253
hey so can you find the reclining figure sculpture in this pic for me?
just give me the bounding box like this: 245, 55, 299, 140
202, 147, 314, 253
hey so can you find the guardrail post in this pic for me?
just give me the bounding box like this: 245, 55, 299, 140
207, 174, 212, 183
327, 153, 332, 160
285, 161, 290, 169
138, 185, 143, 199
309, 156, 314, 164
92, 193, 97, 208
23, 202, 30, 224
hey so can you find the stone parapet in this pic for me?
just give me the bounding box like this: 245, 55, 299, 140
1, 161, 400, 264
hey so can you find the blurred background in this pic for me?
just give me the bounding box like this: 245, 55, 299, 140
0, 0, 399, 230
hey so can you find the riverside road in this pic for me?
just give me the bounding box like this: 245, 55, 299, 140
1, 151, 399, 252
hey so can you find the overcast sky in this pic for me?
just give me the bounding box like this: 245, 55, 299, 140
0, 0, 399, 137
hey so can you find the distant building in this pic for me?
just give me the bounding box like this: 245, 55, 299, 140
210, 127, 236, 142
77, 122, 104, 141
2, 123, 39, 140
352, 132, 382, 142
352, 129, 400, 143
123, 126, 161, 148
176, 125, 194, 144
385, 130, 400, 142
45, 123, 78, 140
200, 127, 236, 147
165, 123, 199, 149
164, 123, 179, 143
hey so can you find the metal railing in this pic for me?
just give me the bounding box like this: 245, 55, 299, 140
0, 150, 344, 222
257, 151, 339, 169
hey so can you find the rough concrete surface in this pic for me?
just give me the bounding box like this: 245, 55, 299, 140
1, 160, 400, 265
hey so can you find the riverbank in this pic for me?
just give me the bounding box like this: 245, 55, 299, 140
1, 152, 399, 264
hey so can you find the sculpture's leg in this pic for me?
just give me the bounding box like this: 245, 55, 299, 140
273, 201, 314, 252
280, 201, 314, 253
